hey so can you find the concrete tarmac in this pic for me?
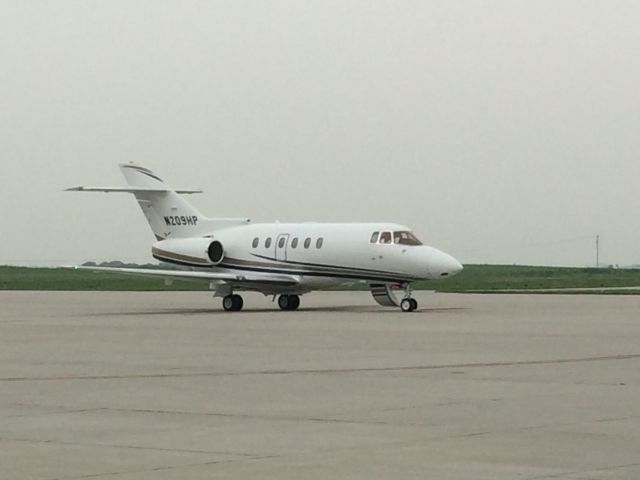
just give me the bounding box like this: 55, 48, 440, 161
1, 291, 639, 479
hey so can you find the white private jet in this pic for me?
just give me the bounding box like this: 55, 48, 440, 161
67, 164, 462, 312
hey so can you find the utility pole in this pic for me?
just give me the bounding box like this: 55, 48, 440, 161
595, 235, 600, 268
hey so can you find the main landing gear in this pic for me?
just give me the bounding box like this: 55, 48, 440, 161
221, 294, 301, 312
222, 294, 244, 311
278, 294, 300, 311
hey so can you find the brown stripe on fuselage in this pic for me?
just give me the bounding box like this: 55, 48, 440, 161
223, 256, 417, 281
151, 247, 209, 265
250, 252, 407, 276
249, 253, 418, 278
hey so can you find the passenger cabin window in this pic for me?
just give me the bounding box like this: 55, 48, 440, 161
278, 237, 286, 248
316, 238, 323, 249
370, 232, 379, 243
393, 231, 423, 246
291, 237, 298, 248
252, 237, 259, 248
265, 237, 272, 248
304, 237, 311, 249
379, 231, 392, 244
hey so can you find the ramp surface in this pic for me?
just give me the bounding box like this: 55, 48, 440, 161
1, 291, 639, 479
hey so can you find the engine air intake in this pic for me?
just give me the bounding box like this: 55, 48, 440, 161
207, 240, 225, 264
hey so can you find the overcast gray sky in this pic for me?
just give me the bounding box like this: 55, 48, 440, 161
2, 1, 639, 267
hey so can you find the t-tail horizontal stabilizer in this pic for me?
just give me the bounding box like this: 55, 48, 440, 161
65, 186, 202, 194
66, 163, 249, 240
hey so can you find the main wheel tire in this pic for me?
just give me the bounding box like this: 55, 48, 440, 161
231, 294, 244, 311
278, 295, 290, 310
222, 295, 235, 311
223, 294, 243, 311
409, 298, 418, 311
288, 295, 300, 310
400, 298, 413, 312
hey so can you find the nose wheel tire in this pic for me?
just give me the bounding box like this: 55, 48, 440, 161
278, 294, 300, 311
222, 294, 244, 311
400, 298, 418, 312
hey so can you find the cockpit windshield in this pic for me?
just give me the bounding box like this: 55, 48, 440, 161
393, 231, 423, 246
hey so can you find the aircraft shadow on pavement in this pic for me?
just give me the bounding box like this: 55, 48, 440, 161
88, 306, 469, 317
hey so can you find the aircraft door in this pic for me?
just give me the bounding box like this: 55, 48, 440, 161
275, 234, 290, 261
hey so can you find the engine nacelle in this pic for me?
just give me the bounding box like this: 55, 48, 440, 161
152, 237, 225, 267
207, 240, 225, 264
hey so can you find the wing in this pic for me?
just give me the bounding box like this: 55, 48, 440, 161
69, 266, 300, 292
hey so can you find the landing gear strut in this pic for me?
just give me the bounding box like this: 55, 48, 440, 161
400, 284, 418, 312
222, 294, 244, 311
278, 294, 300, 311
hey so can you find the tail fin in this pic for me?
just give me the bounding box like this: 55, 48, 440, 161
67, 163, 249, 240
119, 163, 207, 240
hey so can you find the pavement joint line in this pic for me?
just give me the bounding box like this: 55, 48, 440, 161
525, 462, 640, 479
517, 415, 640, 432
2, 403, 402, 427
0, 436, 262, 457
2, 353, 640, 382
45, 455, 279, 480
12, 403, 635, 430
4, 410, 633, 451
5, 409, 639, 433
2, 408, 101, 419
94, 407, 396, 425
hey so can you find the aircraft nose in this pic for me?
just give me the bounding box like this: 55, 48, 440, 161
428, 249, 463, 278
445, 255, 464, 276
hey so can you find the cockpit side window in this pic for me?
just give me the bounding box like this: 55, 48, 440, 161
393, 231, 423, 246
370, 232, 379, 243
379, 231, 392, 244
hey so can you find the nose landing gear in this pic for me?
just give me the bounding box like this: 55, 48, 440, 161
369, 282, 419, 312
400, 283, 418, 312
400, 297, 418, 312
